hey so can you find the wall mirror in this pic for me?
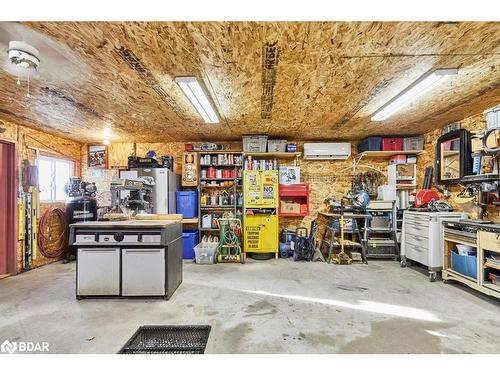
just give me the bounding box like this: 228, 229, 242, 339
435, 129, 472, 184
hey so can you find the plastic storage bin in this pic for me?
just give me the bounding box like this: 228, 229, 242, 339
382, 138, 404, 151
267, 139, 287, 152
243, 135, 268, 152
403, 136, 424, 151
176, 191, 197, 218
451, 251, 477, 280
358, 137, 382, 153
194, 243, 217, 264
182, 230, 199, 260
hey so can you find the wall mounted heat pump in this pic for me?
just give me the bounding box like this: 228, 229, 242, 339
303, 143, 352, 160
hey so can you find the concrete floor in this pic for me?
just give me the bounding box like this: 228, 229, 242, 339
1, 259, 499, 354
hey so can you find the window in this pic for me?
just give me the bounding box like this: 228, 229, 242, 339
38, 156, 75, 202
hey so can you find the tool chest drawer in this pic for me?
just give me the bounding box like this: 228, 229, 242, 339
405, 223, 429, 238
404, 242, 426, 264
478, 231, 500, 250
405, 233, 429, 248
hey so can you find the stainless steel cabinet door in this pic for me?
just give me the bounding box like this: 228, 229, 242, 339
122, 248, 165, 296
77, 248, 120, 296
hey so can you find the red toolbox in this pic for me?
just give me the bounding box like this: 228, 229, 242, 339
382, 138, 404, 151
279, 184, 309, 217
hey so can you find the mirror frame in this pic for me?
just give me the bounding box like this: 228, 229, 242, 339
435, 128, 472, 184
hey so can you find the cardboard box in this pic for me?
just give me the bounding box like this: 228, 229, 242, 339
280, 201, 301, 214
471, 137, 484, 152
396, 164, 415, 179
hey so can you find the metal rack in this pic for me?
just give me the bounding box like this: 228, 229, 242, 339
197, 152, 244, 234
364, 201, 399, 260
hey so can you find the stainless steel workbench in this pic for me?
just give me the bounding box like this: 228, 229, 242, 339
69, 220, 183, 300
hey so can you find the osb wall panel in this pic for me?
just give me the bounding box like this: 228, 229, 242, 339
417, 113, 497, 220
82, 141, 242, 206
279, 142, 388, 234
109, 142, 135, 169
1, 118, 83, 273
83, 140, 387, 236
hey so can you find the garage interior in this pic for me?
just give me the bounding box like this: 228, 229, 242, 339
0, 20, 500, 355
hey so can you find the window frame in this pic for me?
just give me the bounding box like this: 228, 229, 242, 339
37, 154, 76, 203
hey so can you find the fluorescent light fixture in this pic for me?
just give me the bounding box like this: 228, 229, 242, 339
175, 76, 220, 123
371, 68, 458, 121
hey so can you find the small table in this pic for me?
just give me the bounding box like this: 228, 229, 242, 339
318, 212, 369, 263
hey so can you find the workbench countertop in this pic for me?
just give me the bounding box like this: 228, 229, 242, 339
70, 220, 180, 229
318, 212, 370, 218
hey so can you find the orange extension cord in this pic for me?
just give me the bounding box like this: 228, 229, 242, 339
38, 207, 68, 258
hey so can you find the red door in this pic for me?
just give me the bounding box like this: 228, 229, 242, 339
0, 141, 15, 276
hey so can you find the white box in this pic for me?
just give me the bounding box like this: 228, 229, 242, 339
377, 185, 397, 201
279, 166, 300, 184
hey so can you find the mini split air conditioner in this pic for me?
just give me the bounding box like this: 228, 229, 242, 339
303, 143, 352, 160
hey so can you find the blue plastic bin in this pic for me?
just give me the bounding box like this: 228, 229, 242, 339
182, 230, 199, 260
176, 191, 197, 218
358, 137, 382, 153
451, 251, 477, 280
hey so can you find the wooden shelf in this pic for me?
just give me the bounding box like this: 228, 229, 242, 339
243, 151, 301, 158
200, 178, 242, 181
358, 150, 424, 158
483, 282, 500, 293
444, 268, 477, 282
200, 205, 242, 210
181, 217, 198, 224
396, 184, 417, 189
444, 236, 477, 248
196, 150, 242, 154
200, 227, 220, 231
200, 184, 242, 188
200, 164, 242, 167
461, 174, 500, 183
484, 261, 500, 271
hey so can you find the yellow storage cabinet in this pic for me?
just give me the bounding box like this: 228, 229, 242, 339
243, 170, 279, 208
244, 214, 279, 253
243, 170, 279, 256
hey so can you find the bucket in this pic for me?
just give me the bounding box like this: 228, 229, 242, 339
182, 230, 199, 260
176, 191, 197, 218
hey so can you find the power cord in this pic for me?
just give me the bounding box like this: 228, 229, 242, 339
38, 207, 68, 258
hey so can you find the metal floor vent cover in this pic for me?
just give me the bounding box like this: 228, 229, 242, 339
118, 325, 211, 354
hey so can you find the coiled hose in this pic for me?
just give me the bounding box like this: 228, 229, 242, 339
38, 207, 68, 258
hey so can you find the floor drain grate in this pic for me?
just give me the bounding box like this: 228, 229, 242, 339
118, 325, 211, 354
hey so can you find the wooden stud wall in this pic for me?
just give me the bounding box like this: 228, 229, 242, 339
0, 118, 83, 272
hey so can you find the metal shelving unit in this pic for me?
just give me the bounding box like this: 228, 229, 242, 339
198, 152, 244, 234
365, 201, 399, 260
